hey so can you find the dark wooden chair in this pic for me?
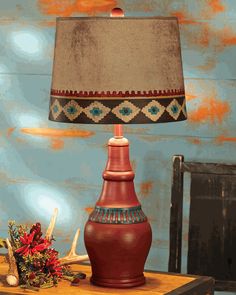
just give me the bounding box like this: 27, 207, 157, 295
168, 155, 236, 292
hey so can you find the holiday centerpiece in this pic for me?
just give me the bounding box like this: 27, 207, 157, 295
0, 209, 89, 290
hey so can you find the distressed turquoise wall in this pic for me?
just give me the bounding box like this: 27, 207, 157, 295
0, 1, 236, 293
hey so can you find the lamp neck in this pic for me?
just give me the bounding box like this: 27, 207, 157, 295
95, 131, 140, 208
114, 124, 123, 138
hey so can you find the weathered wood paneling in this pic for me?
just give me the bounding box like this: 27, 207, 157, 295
0, 5, 235, 295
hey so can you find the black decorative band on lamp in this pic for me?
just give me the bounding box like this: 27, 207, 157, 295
88, 205, 147, 224
49, 95, 186, 124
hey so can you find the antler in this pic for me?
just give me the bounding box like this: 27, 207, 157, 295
45, 208, 58, 241
45, 208, 89, 265
59, 228, 89, 265
5, 238, 19, 286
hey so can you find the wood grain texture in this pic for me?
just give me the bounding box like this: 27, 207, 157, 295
0, 261, 214, 295
182, 162, 236, 174
169, 156, 236, 292
169, 155, 184, 273
188, 173, 236, 291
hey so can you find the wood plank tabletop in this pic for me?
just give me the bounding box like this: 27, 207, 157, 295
0, 257, 214, 295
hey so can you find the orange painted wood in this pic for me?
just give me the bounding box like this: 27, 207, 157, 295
0, 260, 212, 295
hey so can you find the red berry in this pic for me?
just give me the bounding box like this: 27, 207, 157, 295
29, 272, 36, 280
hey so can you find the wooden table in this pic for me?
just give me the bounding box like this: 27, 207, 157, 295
0, 260, 214, 295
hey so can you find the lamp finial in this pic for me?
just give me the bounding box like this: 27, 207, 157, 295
110, 7, 124, 17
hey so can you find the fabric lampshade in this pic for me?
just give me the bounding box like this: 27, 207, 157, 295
49, 17, 187, 124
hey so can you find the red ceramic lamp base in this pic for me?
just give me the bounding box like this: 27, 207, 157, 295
85, 221, 151, 288
84, 126, 152, 288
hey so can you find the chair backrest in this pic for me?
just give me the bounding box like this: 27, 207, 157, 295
168, 155, 236, 291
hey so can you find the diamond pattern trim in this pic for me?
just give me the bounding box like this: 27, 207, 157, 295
50, 99, 63, 120
83, 101, 110, 123
111, 101, 140, 123
49, 96, 187, 124
166, 99, 182, 120
63, 100, 83, 121
141, 100, 166, 122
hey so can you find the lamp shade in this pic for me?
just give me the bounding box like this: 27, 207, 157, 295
49, 17, 187, 124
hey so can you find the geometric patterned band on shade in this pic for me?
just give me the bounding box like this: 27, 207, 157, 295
49, 92, 187, 124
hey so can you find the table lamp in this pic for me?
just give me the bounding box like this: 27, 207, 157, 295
48, 8, 187, 288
